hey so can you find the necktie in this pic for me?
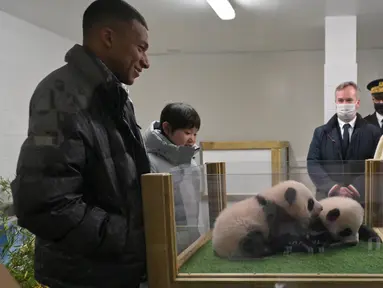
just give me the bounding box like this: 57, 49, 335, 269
342, 123, 351, 158
381, 119, 383, 134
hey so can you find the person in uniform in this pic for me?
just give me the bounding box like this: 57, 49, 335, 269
364, 78, 383, 133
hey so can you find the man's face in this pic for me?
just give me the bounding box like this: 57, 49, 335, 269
372, 96, 383, 104
101, 19, 149, 85
335, 86, 360, 110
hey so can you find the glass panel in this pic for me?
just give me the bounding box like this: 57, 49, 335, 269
170, 164, 208, 255
174, 160, 383, 276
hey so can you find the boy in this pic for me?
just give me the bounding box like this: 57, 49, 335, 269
143, 102, 202, 253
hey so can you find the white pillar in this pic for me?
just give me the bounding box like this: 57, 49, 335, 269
324, 16, 357, 123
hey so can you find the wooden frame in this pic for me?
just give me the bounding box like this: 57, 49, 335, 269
199, 141, 289, 201
141, 161, 383, 288
365, 159, 383, 230
0, 264, 19, 288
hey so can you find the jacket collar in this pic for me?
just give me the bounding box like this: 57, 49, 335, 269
64, 44, 120, 88
143, 121, 200, 166
65, 44, 129, 116
324, 113, 366, 133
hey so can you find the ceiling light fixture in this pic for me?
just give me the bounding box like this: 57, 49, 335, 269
206, 0, 236, 20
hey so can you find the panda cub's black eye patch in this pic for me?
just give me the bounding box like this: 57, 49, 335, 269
307, 198, 314, 211
326, 208, 340, 222
339, 228, 353, 237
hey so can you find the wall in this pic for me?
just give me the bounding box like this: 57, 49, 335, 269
131, 50, 325, 166
130, 49, 383, 182
1, 11, 383, 189
0, 11, 75, 178
357, 49, 383, 114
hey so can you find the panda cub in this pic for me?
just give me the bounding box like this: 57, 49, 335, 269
268, 196, 383, 255
307, 196, 382, 248
212, 180, 323, 259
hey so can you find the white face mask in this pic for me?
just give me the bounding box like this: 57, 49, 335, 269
336, 103, 356, 122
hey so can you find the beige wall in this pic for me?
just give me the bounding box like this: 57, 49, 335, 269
131, 49, 383, 168
2, 8, 383, 180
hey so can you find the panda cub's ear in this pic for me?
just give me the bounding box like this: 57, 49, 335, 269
255, 194, 268, 206
284, 187, 296, 206
326, 208, 340, 222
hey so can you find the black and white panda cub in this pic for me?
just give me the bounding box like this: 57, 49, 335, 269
212, 180, 323, 259
307, 196, 382, 248
276, 196, 382, 254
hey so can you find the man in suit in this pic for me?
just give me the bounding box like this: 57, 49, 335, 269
307, 81, 381, 205
364, 78, 383, 134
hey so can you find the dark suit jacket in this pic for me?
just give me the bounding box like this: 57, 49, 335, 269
306, 113, 381, 204
365, 112, 382, 130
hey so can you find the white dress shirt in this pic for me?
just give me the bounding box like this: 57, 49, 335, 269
338, 117, 356, 141
376, 112, 383, 128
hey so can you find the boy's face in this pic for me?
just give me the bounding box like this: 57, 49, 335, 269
163, 123, 198, 146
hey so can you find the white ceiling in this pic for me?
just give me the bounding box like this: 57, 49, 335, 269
2, 0, 383, 54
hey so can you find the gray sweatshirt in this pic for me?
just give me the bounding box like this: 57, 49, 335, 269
142, 121, 202, 253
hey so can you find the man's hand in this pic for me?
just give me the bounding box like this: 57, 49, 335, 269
347, 185, 361, 198
338, 187, 354, 198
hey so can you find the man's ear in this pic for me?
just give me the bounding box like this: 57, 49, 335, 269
99, 27, 114, 49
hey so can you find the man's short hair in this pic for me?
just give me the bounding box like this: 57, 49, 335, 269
82, 0, 148, 39
160, 103, 201, 132
335, 81, 360, 99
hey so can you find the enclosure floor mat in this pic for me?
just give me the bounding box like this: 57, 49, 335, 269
180, 241, 383, 274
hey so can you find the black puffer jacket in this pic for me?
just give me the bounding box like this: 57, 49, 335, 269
11, 44, 151, 288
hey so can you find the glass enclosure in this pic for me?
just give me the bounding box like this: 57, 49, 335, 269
164, 159, 383, 275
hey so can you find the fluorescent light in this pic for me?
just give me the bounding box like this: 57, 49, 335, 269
206, 0, 236, 20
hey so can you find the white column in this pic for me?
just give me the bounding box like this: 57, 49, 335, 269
324, 16, 357, 123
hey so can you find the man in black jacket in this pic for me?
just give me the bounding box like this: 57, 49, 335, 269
307, 81, 381, 205
364, 78, 383, 134
11, 1, 151, 287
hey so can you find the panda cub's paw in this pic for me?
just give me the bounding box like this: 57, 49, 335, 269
283, 245, 293, 255
298, 241, 315, 254
239, 230, 274, 259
